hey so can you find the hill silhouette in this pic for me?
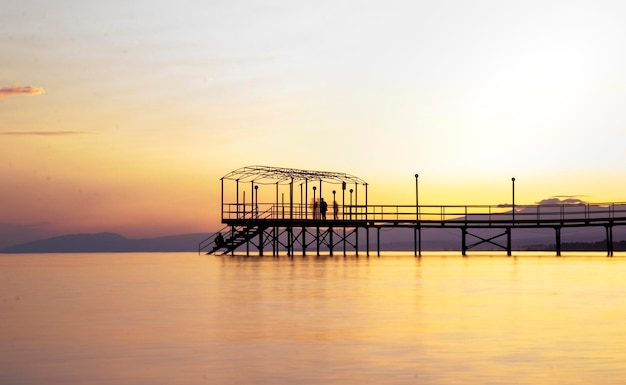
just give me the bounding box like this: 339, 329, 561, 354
1, 232, 207, 253
2, 225, 625, 253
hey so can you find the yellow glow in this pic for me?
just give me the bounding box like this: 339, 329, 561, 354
2, 1, 626, 240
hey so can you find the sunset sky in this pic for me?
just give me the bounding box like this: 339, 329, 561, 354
2, 0, 626, 247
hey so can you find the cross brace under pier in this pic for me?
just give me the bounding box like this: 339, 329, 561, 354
215, 225, 369, 257
462, 227, 512, 256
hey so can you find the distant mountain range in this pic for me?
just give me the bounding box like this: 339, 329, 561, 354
2, 225, 625, 253
0, 232, 208, 253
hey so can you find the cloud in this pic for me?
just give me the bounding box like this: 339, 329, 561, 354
0, 131, 92, 136
497, 196, 589, 208
0, 84, 45, 98
536, 197, 588, 206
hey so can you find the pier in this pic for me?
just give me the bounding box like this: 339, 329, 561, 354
199, 165, 626, 257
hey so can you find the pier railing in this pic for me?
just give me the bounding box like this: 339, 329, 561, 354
222, 202, 626, 225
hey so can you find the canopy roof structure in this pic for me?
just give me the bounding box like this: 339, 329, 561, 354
221, 165, 367, 185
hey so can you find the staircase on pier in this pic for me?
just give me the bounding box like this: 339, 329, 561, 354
199, 225, 264, 255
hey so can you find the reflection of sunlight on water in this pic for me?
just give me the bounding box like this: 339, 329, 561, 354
2, 252, 626, 384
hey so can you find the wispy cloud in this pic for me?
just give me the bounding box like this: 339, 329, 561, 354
0, 84, 45, 98
0, 131, 92, 136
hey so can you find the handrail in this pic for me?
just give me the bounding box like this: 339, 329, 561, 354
221, 202, 626, 224
198, 224, 232, 254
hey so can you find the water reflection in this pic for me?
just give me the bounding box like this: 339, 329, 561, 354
1, 252, 626, 384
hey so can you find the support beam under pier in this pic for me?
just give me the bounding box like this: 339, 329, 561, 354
606, 225, 614, 257
413, 226, 422, 257
462, 227, 467, 256
506, 227, 511, 256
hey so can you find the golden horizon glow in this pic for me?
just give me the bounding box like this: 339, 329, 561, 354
2, 1, 626, 245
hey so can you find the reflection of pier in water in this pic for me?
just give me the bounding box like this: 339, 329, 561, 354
199, 165, 626, 257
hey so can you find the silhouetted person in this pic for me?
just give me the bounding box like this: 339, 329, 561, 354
333, 200, 339, 220
320, 198, 328, 220
215, 233, 225, 248
313, 200, 318, 220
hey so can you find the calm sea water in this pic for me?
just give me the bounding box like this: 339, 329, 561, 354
2, 251, 626, 385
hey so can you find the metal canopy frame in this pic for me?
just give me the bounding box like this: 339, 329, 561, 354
221, 165, 367, 185
216, 165, 370, 257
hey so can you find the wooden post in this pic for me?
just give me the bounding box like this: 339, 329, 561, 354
606, 225, 614, 257
462, 227, 467, 256
316, 226, 320, 256
418, 226, 422, 257
506, 227, 512, 256
329, 227, 334, 256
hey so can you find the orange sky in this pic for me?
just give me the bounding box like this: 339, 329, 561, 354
2, 1, 626, 247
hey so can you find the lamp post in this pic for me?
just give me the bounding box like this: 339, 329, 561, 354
415, 173, 419, 221
349, 188, 353, 220
511, 177, 516, 224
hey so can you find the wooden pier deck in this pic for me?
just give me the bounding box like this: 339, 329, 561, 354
199, 166, 626, 257
200, 202, 626, 257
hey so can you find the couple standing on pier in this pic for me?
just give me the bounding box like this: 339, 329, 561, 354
314, 198, 339, 220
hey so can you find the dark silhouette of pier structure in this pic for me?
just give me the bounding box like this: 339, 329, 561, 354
199, 166, 626, 257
